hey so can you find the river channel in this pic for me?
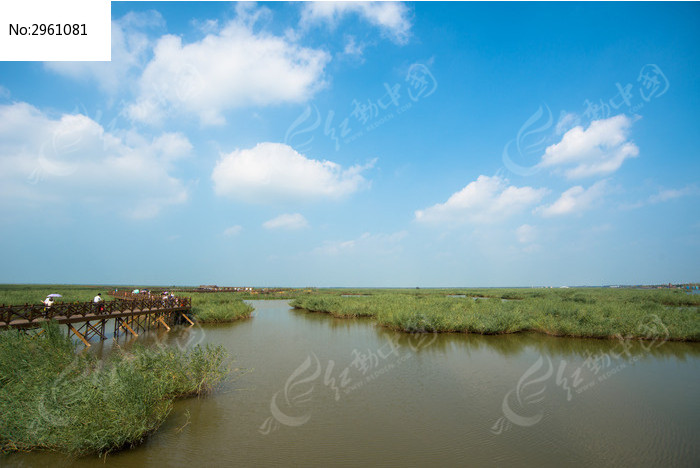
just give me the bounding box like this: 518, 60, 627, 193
5, 300, 699, 467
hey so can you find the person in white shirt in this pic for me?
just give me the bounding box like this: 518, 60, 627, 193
41, 296, 54, 317
94, 293, 104, 313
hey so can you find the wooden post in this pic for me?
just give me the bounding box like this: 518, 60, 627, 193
68, 324, 91, 347
180, 313, 195, 326
120, 319, 139, 337
86, 322, 107, 341
156, 316, 171, 331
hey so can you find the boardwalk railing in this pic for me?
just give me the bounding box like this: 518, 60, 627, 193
0, 297, 191, 329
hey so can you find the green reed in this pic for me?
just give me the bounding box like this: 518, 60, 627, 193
291, 288, 699, 341
188, 292, 255, 323
0, 323, 229, 455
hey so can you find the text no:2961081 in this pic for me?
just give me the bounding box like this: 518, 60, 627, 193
9, 24, 86, 36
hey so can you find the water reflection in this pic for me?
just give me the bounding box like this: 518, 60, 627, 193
290, 308, 700, 361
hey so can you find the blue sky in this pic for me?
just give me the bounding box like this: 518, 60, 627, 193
0, 1, 698, 287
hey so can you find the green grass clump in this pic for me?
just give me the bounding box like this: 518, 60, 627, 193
292, 289, 700, 341
189, 293, 254, 323
0, 323, 229, 455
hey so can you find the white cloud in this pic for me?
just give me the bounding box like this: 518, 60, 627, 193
620, 185, 697, 210
343, 35, 365, 58
149, 133, 193, 162
212, 142, 374, 203
649, 185, 697, 203
516, 224, 537, 244
0, 85, 10, 100
313, 231, 407, 256
537, 180, 607, 217
127, 20, 330, 125
540, 114, 639, 179
301, 2, 412, 44
234, 2, 273, 28
0, 102, 189, 218
44, 11, 163, 94
415, 175, 548, 224
191, 18, 220, 35
263, 213, 309, 230
555, 111, 579, 135
224, 225, 243, 236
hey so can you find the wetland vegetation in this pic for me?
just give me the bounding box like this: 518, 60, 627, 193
188, 292, 255, 323
291, 288, 700, 341
0, 323, 229, 455
0, 284, 112, 305
1, 284, 697, 459
2, 284, 696, 339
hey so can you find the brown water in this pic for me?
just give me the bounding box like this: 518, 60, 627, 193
4, 300, 700, 467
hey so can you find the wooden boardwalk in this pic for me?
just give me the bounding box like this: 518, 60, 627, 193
0, 297, 193, 346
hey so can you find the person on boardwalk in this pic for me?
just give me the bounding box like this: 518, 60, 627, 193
41, 296, 54, 317
93, 293, 104, 313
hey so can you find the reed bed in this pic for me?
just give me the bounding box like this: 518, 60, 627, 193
188, 292, 254, 323
0, 323, 229, 455
291, 289, 700, 341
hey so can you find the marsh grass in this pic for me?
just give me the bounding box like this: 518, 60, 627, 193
188, 293, 254, 323
0, 284, 114, 306
0, 323, 229, 455
291, 289, 700, 341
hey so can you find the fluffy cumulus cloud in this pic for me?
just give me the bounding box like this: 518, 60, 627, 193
537, 180, 607, 217
0, 102, 190, 218
128, 21, 330, 125
263, 213, 309, 230
44, 11, 164, 94
212, 142, 374, 203
301, 2, 412, 44
539, 115, 639, 179
415, 175, 548, 224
